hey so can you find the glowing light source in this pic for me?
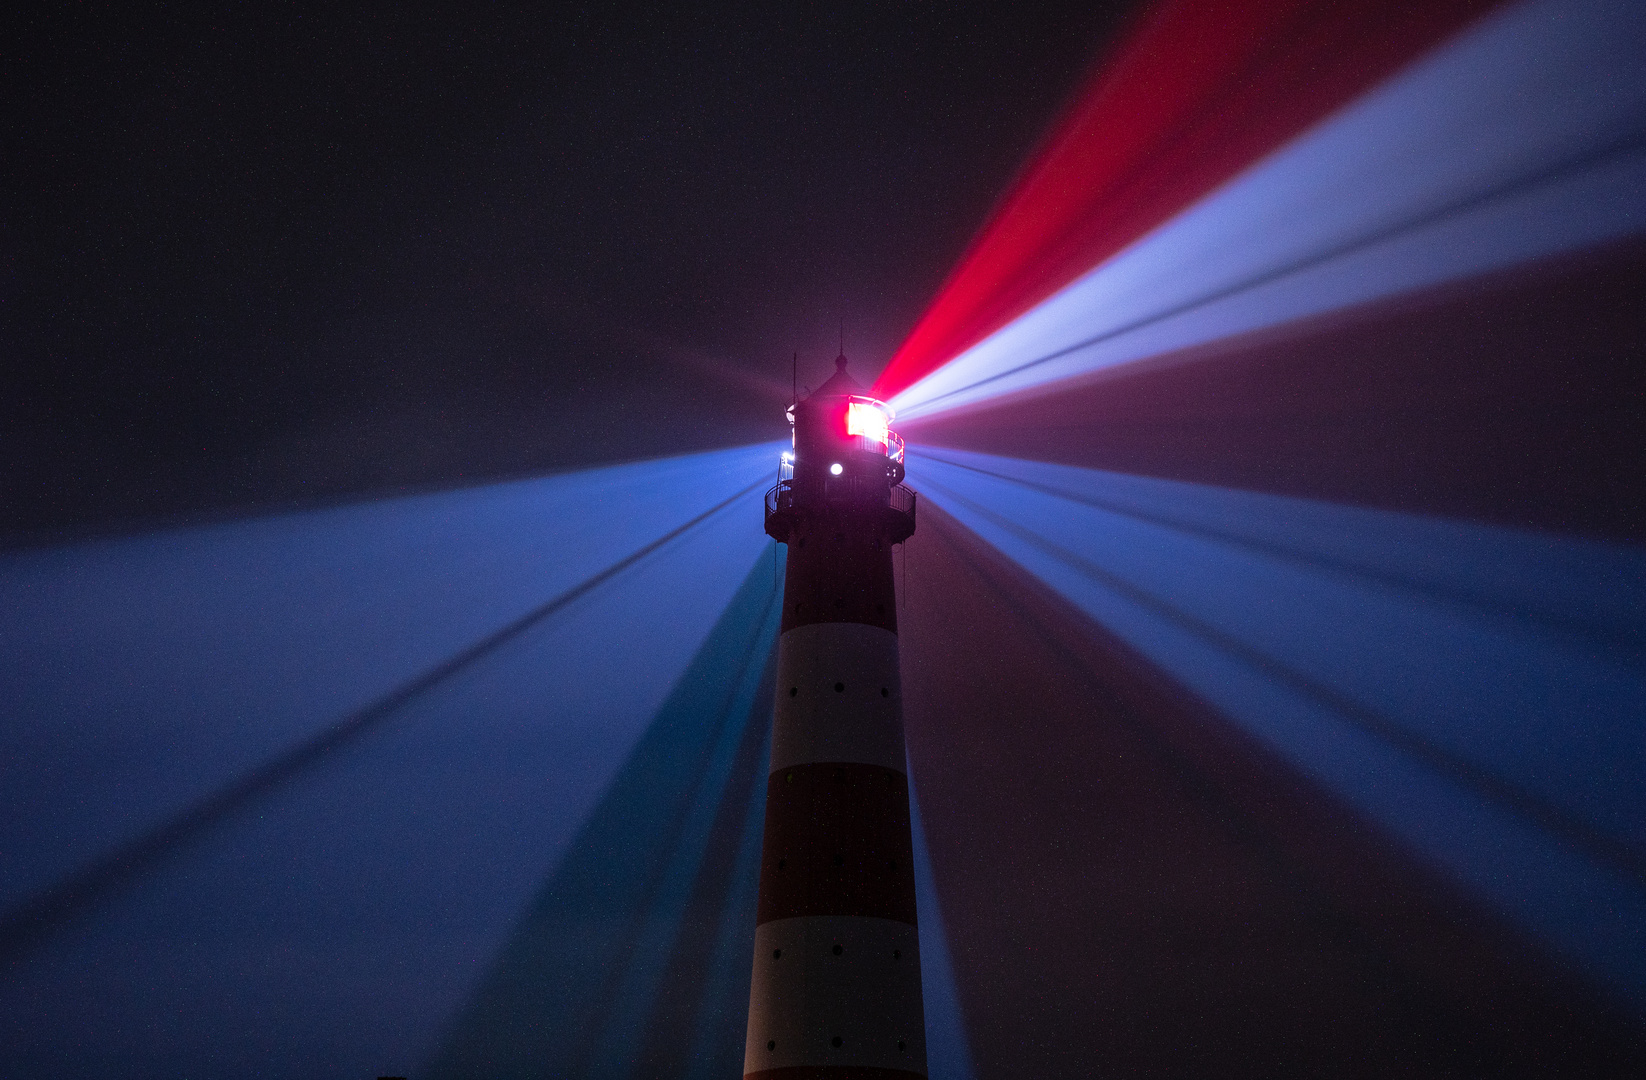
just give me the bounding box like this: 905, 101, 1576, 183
847, 400, 891, 446
830, 463, 844, 476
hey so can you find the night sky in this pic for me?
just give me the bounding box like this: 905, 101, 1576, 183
6, 4, 1646, 1074
4, 1, 1140, 538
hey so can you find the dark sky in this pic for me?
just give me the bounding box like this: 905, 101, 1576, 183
3, 1, 1139, 539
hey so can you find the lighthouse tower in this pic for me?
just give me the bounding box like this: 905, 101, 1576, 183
744, 353, 924, 1079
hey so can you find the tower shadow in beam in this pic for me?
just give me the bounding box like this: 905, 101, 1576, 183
423, 547, 783, 1079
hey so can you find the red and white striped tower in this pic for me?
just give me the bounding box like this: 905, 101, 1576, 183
745, 353, 923, 1080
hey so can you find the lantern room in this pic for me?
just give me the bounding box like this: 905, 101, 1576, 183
788, 353, 906, 488
765, 352, 915, 544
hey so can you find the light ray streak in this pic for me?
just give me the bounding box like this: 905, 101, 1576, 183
912, 447, 1646, 1006
0, 443, 781, 913
0, 444, 788, 1075
914, 451, 1644, 656
908, 767, 977, 1080
891, 0, 1646, 420
577, 580, 781, 1077
0, 471, 770, 963
874, 0, 1503, 397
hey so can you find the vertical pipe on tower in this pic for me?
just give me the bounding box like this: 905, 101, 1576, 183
744, 353, 924, 1080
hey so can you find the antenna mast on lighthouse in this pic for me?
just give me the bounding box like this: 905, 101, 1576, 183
747, 352, 923, 1078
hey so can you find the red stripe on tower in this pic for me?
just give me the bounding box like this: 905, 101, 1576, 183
872, 0, 1505, 401
744, 354, 923, 1079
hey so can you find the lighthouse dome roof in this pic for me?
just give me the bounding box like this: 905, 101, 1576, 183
811, 353, 863, 399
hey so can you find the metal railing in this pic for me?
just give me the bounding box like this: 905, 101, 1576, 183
765, 477, 917, 528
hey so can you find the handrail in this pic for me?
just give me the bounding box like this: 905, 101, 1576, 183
765, 478, 916, 545
842, 430, 903, 462
765, 477, 917, 516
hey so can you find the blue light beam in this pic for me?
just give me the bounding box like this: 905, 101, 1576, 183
0, 444, 783, 1075
912, 446, 1646, 1009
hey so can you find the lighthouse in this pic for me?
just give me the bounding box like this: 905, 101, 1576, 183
744, 353, 924, 1079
